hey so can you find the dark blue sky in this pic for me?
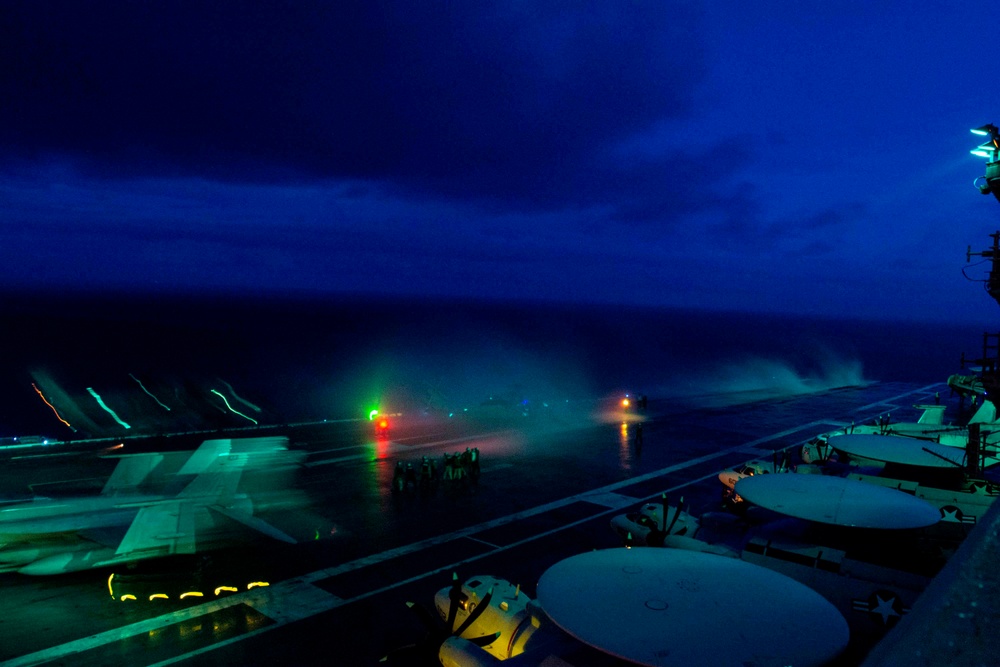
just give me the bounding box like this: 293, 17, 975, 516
2, 2, 998, 322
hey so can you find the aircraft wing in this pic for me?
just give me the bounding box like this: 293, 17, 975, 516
113, 500, 198, 559
207, 504, 298, 543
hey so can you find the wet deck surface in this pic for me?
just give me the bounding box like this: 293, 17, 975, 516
0, 381, 964, 666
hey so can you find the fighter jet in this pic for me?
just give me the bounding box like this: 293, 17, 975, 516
0, 436, 299, 575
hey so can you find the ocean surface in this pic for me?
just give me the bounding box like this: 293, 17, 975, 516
0, 291, 994, 440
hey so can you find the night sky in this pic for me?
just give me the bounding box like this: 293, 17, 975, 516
2, 2, 998, 323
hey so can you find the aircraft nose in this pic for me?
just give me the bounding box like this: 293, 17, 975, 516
0, 546, 42, 565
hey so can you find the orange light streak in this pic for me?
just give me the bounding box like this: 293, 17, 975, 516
31, 383, 73, 429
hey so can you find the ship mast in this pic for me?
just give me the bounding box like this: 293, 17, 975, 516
962, 123, 1000, 473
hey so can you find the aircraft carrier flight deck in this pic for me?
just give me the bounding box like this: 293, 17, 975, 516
0, 380, 983, 666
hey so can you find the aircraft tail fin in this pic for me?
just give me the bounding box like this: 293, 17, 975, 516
914, 404, 947, 425
178, 437, 292, 476
176, 452, 248, 505
968, 399, 998, 425
107, 445, 297, 563
177, 439, 234, 475
101, 454, 165, 495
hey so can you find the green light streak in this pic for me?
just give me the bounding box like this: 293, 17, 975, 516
368, 409, 379, 421
211, 389, 259, 425
86, 387, 131, 430
218, 379, 262, 413
129, 373, 171, 411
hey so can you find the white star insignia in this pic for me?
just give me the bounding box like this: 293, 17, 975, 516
941, 507, 961, 522
871, 594, 900, 625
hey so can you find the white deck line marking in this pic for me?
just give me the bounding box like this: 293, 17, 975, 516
3, 593, 270, 667
4, 385, 937, 666
10, 452, 85, 460
581, 491, 640, 509
854, 383, 945, 413
244, 580, 341, 624
464, 536, 502, 549
737, 447, 777, 457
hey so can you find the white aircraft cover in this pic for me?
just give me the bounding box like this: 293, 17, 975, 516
735, 473, 941, 529
829, 433, 966, 468
537, 547, 848, 667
